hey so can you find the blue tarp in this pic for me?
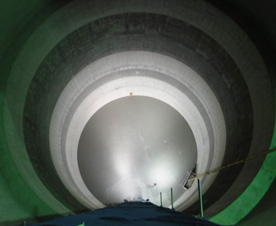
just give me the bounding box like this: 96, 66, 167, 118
25, 202, 224, 226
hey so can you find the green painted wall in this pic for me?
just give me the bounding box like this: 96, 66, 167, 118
0, 1, 68, 224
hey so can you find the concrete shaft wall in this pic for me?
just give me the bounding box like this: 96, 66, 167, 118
0, 0, 275, 225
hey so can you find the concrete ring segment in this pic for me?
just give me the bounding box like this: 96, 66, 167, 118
49, 51, 226, 210
21, 11, 254, 215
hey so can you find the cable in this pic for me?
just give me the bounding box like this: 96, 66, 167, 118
188, 147, 276, 182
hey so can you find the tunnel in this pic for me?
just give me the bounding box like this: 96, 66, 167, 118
0, 0, 276, 225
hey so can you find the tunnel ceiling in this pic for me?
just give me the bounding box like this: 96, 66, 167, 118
0, 0, 275, 225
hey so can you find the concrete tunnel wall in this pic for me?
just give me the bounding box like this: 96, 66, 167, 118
0, 0, 276, 225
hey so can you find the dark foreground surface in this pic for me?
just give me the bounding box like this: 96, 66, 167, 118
23, 202, 225, 226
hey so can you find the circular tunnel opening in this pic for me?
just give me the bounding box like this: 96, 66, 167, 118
78, 96, 197, 206
8, 0, 274, 223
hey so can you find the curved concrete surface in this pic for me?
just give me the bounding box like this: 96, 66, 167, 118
0, 0, 275, 225
49, 51, 226, 210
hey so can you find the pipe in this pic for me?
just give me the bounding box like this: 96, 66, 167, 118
171, 188, 174, 209
198, 179, 204, 218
